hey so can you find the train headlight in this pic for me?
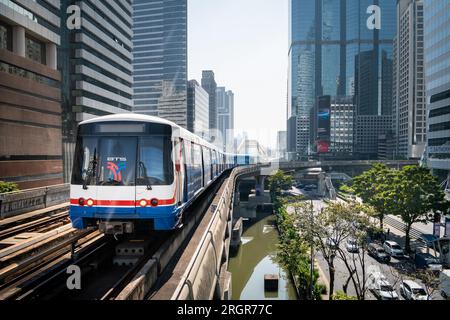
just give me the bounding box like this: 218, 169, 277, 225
139, 199, 148, 207
150, 198, 159, 207
78, 198, 85, 206
86, 199, 94, 207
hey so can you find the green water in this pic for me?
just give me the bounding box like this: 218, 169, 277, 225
228, 214, 297, 300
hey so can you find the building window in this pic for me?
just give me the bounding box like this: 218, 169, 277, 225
0, 22, 12, 51
25, 35, 46, 64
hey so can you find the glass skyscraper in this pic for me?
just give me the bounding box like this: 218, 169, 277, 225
133, 0, 188, 126
288, 0, 396, 158
425, 0, 450, 179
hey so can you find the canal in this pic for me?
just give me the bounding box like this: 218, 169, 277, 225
228, 212, 297, 300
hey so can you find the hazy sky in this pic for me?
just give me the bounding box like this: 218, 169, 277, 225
188, 0, 289, 149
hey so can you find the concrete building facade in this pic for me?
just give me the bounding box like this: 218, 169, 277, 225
0, 0, 62, 189
393, 0, 426, 160
187, 80, 209, 138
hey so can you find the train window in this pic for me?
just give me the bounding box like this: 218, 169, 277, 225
137, 136, 174, 186
97, 137, 137, 186
71, 136, 97, 185
203, 147, 211, 183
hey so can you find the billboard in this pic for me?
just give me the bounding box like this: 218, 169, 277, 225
317, 140, 330, 154
316, 96, 331, 154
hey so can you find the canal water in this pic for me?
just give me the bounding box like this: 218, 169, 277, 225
228, 212, 297, 300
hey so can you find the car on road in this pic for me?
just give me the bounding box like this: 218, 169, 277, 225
368, 272, 399, 300
383, 241, 404, 258
414, 252, 443, 273
368, 243, 391, 263
346, 238, 359, 253
440, 270, 450, 299
400, 280, 429, 300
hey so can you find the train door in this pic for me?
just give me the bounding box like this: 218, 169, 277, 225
96, 136, 137, 217
174, 138, 183, 206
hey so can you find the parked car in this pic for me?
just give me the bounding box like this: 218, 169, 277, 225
383, 241, 404, 258
400, 280, 429, 300
440, 270, 450, 299
368, 272, 399, 300
414, 252, 443, 272
346, 238, 359, 253
368, 243, 391, 263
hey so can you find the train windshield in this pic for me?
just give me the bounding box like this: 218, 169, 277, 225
71, 123, 173, 187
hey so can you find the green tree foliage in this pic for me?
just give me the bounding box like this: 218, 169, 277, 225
352, 164, 396, 229
387, 166, 450, 253
276, 205, 321, 300
267, 170, 293, 198
333, 291, 357, 300
0, 181, 19, 194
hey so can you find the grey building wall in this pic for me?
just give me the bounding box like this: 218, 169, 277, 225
59, 0, 134, 181
393, 0, 426, 160
187, 80, 209, 137
201, 70, 217, 130
216, 87, 234, 152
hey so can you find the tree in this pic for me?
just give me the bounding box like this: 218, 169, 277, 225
352, 164, 396, 229
276, 204, 321, 300
267, 170, 293, 198
334, 203, 376, 300
387, 166, 450, 253
292, 201, 358, 300
415, 269, 440, 300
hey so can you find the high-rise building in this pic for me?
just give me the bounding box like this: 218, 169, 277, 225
187, 80, 209, 137
288, 0, 396, 159
311, 96, 355, 158
216, 87, 235, 152
393, 0, 426, 160
201, 70, 218, 130
277, 131, 287, 160
425, 0, 450, 182
0, 0, 63, 189
60, 0, 134, 181
355, 115, 393, 158
133, 0, 188, 123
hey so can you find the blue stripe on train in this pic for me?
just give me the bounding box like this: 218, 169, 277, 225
70, 205, 179, 231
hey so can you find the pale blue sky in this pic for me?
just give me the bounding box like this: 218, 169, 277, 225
188, 0, 289, 149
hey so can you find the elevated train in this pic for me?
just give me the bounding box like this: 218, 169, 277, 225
69, 114, 254, 234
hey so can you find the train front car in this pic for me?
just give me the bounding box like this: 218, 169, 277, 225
69, 115, 180, 234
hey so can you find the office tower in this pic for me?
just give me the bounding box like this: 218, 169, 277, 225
355, 115, 393, 159
60, 0, 134, 181
201, 70, 218, 130
133, 0, 188, 122
0, 0, 62, 189
288, 0, 396, 159
393, 0, 426, 160
216, 87, 235, 152
425, 0, 450, 182
187, 80, 209, 137
311, 96, 355, 158
277, 131, 287, 160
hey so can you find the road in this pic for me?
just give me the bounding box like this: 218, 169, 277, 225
287, 187, 443, 300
